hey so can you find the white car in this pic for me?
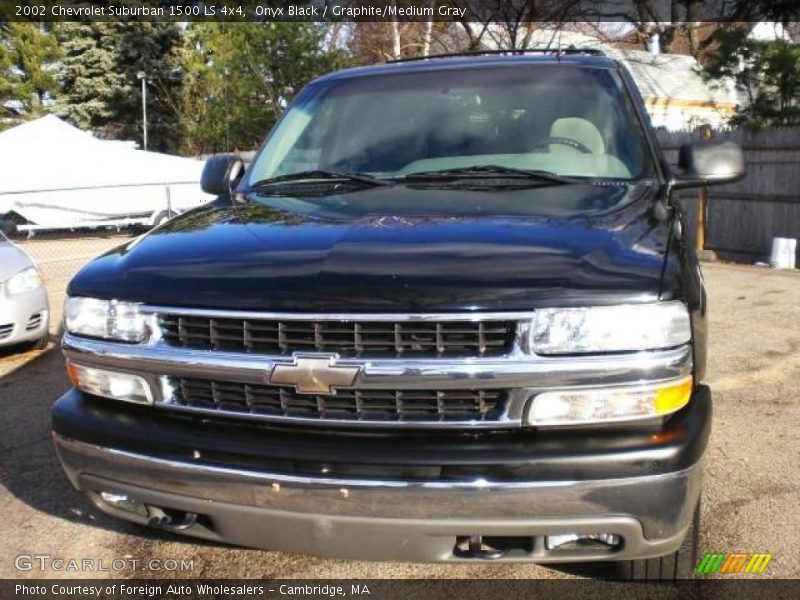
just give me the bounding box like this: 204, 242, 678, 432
0, 226, 49, 349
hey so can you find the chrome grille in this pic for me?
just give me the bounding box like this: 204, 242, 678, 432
158, 314, 515, 358
0, 323, 12, 340
170, 377, 507, 423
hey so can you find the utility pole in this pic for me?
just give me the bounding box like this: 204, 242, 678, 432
696, 125, 713, 253
137, 71, 148, 150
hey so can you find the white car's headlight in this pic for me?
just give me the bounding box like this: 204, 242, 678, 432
64, 297, 149, 343
529, 301, 691, 355
5, 267, 43, 295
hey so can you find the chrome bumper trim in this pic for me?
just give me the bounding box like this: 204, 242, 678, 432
63, 333, 692, 391
63, 333, 692, 429
54, 433, 704, 553
63, 331, 693, 428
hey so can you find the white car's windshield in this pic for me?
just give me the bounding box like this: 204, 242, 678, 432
248, 64, 654, 186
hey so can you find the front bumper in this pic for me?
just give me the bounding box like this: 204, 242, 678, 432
0, 285, 48, 347
52, 386, 711, 563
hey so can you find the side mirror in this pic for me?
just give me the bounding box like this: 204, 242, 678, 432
201, 154, 245, 196
673, 141, 746, 189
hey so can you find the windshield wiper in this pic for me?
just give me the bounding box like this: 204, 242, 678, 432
248, 169, 392, 190
400, 165, 579, 185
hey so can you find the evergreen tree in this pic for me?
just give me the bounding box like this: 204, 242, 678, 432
178, 23, 350, 155
703, 29, 800, 128
0, 25, 10, 111
54, 21, 184, 152
0, 23, 60, 116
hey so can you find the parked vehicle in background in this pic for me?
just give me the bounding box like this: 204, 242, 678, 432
0, 223, 49, 350
52, 50, 745, 580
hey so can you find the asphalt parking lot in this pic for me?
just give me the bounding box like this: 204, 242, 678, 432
0, 261, 797, 580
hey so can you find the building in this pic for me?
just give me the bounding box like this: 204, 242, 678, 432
603, 47, 739, 130
475, 27, 740, 131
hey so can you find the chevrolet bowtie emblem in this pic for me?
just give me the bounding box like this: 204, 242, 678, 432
268, 354, 361, 395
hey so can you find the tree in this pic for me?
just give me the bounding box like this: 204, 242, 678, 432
580, 1, 799, 60
54, 21, 184, 152
0, 25, 11, 112
0, 23, 60, 115
451, 0, 585, 50
178, 23, 349, 155
703, 30, 800, 128
349, 21, 452, 63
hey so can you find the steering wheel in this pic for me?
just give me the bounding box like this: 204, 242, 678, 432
530, 136, 592, 154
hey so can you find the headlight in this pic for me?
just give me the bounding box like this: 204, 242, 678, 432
67, 363, 153, 405
5, 267, 43, 295
64, 297, 149, 342
526, 377, 693, 426
529, 301, 691, 355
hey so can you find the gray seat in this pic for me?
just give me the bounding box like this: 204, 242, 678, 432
549, 118, 605, 154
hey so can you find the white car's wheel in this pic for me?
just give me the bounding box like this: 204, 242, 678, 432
32, 334, 49, 351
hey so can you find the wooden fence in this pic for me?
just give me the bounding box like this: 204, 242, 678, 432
656, 128, 800, 264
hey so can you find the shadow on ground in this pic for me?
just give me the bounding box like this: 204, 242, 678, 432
0, 347, 226, 550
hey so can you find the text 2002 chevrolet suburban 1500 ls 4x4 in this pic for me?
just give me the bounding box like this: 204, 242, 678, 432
52, 51, 745, 579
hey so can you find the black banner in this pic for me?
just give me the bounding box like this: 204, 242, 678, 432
1, 0, 798, 23
4, 579, 800, 600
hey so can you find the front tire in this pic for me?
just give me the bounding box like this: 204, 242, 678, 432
622, 500, 700, 580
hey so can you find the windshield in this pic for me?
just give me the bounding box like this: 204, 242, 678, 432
247, 65, 655, 185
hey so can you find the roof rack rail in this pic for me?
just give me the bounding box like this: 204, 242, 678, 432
387, 47, 606, 64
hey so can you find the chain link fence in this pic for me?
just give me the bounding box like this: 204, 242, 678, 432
7, 228, 140, 334
2, 176, 209, 335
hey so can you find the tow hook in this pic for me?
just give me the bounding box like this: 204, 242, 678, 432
453, 535, 507, 560
146, 507, 199, 531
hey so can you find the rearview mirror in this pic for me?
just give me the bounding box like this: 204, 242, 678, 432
673, 141, 746, 189
201, 154, 245, 196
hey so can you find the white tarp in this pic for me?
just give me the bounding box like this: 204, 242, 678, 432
0, 115, 212, 227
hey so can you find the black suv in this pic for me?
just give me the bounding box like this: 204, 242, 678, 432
53, 51, 744, 579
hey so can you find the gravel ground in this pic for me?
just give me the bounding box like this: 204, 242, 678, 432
0, 262, 797, 581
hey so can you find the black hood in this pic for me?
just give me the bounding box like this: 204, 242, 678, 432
69, 182, 671, 312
